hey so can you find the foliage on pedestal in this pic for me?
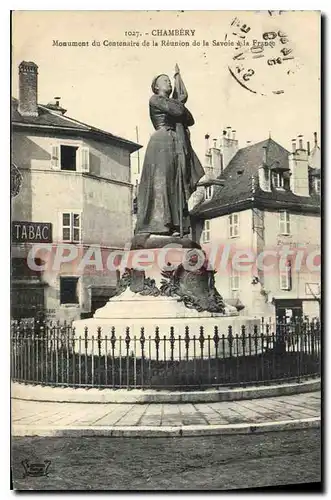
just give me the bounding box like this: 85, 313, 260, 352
114, 264, 226, 315
160, 264, 226, 314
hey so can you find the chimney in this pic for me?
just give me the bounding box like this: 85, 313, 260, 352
210, 139, 222, 178
307, 141, 310, 156
205, 134, 210, 153
221, 126, 239, 170
45, 96, 67, 115
289, 140, 309, 197
314, 132, 318, 146
18, 61, 38, 117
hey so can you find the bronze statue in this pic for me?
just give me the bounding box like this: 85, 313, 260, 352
135, 65, 204, 238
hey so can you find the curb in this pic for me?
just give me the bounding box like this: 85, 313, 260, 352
12, 417, 320, 438
12, 378, 320, 404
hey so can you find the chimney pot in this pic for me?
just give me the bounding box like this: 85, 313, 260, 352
205, 134, 210, 154
213, 138, 217, 148
292, 139, 296, 153
232, 130, 236, 140
314, 131, 318, 146
298, 134, 304, 150
18, 61, 38, 117
226, 126, 231, 139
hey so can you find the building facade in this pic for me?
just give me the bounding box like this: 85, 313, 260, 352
191, 128, 321, 321
11, 61, 141, 323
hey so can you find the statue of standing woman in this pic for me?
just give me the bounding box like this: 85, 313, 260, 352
135, 65, 205, 238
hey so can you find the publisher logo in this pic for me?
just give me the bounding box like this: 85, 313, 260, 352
21, 460, 51, 478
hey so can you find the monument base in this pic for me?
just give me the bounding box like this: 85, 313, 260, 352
72, 235, 261, 358
73, 291, 261, 359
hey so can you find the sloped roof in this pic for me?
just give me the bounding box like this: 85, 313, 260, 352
11, 98, 141, 153
191, 138, 320, 218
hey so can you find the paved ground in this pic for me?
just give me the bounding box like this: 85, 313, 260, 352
12, 391, 320, 436
11, 429, 321, 490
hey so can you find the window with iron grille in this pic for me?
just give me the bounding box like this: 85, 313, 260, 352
229, 213, 239, 238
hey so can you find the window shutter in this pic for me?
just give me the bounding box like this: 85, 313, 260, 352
288, 261, 292, 290
280, 273, 287, 290
78, 147, 90, 173
279, 211, 285, 234
51, 145, 60, 170
286, 212, 290, 234
280, 261, 292, 290
235, 213, 239, 236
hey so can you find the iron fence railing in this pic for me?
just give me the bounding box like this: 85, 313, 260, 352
11, 318, 321, 390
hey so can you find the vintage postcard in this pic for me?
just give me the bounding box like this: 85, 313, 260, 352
10, 10, 321, 491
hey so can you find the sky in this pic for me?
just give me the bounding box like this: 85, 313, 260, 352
12, 10, 320, 176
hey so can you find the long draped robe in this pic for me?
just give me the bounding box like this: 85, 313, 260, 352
135, 86, 204, 236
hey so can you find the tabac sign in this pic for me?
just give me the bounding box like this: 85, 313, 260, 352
12, 221, 53, 243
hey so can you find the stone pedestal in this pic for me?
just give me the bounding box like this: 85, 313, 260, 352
73, 235, 261, 359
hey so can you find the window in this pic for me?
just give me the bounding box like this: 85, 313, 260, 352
315, 178, 321, 194
61, 145, 78, 171
202, 220, 211, 243
230, 269, 240, 291
61, 212, 81, 242
265, 168, 270, 182
51, 145, 90, 172
205, 185, 213, 200
279, 211, 290, 235
229, 213, 239, 238
272, 171, 284, 189
279, 261, 292, 291
60, 277, 79, 304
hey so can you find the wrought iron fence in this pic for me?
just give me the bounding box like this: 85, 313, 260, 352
11, 318, 321, 390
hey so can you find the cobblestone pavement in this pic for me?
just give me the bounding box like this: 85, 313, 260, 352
12, 391, 320, 432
